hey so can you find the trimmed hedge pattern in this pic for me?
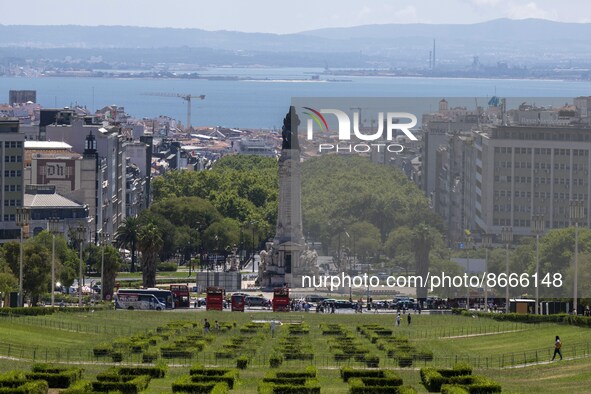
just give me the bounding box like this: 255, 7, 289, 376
420, 364, 501, 393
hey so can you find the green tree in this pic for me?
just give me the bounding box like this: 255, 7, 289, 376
115, 216, 140, 272
137, 223, 163, 288
85, 244, 122, 301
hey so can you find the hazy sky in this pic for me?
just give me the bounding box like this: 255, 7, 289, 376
3, 0, 591, 33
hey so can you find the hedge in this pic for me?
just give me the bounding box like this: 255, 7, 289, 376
91, 375, 151, 394
452, 309, 591, 328
25, 370, 81, 389
236, 356, 249, 369
0, 305, 112, 316
61, 380, 93, 394
92, 344, 112, 357
0, 381, 48, 394
269, 354, 284, 368
340, 369, 400, 383
258, 379, 321, 394
171, 377, 229, 393
190, 371, 238, 389
421, 365, 499, 394
441, 385, 470, 394
274, 367, 317, 379
142, 351, 159, 363
348, 378, 415, 394
116, 366, 167, 378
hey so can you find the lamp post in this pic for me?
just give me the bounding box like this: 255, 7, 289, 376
47, 217, 61, 307
501, 227, 513, 314
250, 221, 258, 273
531, 215, 545, 315
16, 207, 30, 307
570, 200, 585, 315
75, 223, 86, 308
99, 232, 110, 302
481, 233, 493, 312
464, 232, 472, 310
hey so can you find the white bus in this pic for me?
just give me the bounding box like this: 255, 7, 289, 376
115, 292, 166, 310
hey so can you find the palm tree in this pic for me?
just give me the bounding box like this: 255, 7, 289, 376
137, 223, 163, 288
115, 217, 139, 272
412, 223, 436, 302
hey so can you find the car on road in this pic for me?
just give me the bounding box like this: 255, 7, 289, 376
321, 299, 356, 309
245, 296, 271, 308
305, 294, 328, 303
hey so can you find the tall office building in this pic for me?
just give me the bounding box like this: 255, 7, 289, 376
0, 119, 25, 240
474, 125, 591, 236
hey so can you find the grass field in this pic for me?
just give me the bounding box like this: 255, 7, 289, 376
0, 310, 589, 393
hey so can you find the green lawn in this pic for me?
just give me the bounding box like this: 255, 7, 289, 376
0, 311, 589, 393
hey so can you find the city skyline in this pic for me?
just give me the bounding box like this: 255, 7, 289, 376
3, 0, 591, 34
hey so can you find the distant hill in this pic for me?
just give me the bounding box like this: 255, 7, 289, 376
1, 19, 591, 68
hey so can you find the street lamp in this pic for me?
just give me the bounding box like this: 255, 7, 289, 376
464, 231, 472, 310
16, 207, 30, 307
75, 223, 86, 307
570, 200, 585, 315
250, 221, 259, 273
501, 226, 513, 314
99, 232, 110, 302
47, 217, 61, 307
531, 215, 545, 315
481, 233, 493, 312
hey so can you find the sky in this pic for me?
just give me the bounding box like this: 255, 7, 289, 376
2, 0, 591, 34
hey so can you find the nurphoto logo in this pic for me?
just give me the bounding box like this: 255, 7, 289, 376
301, 106, 418, 153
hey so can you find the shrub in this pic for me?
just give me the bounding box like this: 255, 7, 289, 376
111, 351, 123, 362
92, 344, 112, 357
364, 355, 380, 368
236, 356, 249, 369
340, 368, 392, 382
61, 380, 93, 394
441, 385, 470, 394
118, 366, 167, 378
269, 354, 284, 368
420, 368, 446, 392
92, 375, 151, 394
25, 369, 82, 388
157, 261, 178, 272
160, 346, 195, 359
0, 380, 48, 394
258, 378, 321, 394
142, 351, 158, 363
397, 353, 413, 368
274, 367, 317, 379
348, 377, 410, 394
171, 376, 229, 393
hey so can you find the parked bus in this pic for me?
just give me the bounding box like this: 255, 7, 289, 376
170, 285, 190, 308
272, 287, 290, 312
231, 293, 246, 312
116, 288, 175, 309
115, 292, 165, 311
206, 287, 225, 311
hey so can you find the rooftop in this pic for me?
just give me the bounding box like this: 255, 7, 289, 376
25, 141, 72, 150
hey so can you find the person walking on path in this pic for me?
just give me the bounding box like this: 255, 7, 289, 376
203, 318, 211, 334
407, 313, 412, 325
396, 314, 401, 327
270, 320, 276, 338
552, 335, 563, 361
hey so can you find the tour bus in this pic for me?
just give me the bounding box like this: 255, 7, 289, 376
170, 284, 190, 308
206, 287, 225, 311
116, 288, 175, 309
231, 293, 246, 312
272, 287, 290, 312
115, 292, 166, 310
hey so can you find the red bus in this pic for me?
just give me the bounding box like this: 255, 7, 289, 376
231, 293, 246, 312
170, 285, 190, 308
272, 287, 290, 312
206, 287, 225, 311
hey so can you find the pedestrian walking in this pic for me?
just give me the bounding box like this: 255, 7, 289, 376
214, 320, 220, 332
203, 318, 211, 334
552, 335, 563, 361
270, 320, 276, 338
396, 314, 401, 327
407, 313, 412, 325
